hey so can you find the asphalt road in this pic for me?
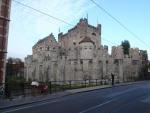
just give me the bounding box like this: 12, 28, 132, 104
2, 81, 150, 113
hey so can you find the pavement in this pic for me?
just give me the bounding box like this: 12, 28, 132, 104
0, 81, 147, 112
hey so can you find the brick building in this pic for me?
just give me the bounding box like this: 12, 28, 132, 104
0, 0, 11, 84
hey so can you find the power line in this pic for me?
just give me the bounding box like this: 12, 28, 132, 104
12, 0, 73, 26
12, 0, 150, 55
12, 0, 118, 47
90, 0, 150, 49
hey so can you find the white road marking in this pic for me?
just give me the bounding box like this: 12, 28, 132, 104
141, 93, 150, 104
79, 98, 116, 113
2, 84, 141, 113
2, 99, 60, 113
79, 87, 140, 113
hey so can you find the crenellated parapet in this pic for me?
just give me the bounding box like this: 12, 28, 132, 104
24, 18, 147, 82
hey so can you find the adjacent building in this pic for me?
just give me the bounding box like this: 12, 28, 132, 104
25, 18, 148, 82
6, 58, 24, 77
0, 0, 11, 84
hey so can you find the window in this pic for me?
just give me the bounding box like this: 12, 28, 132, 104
0, 38, 2, 49
47, 46, 50, 51
98, 60, 102, 63
89, 60, 93, 64
92, 32, 96, 36
73, 42, 76, 45
132, 60, 139, 65
80, 60, 83, 64
106, 60, 108, 64
74, 61, 77, 64
114, 59, 118, 64
89, 46, 92, 49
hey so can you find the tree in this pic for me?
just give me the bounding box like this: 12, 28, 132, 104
6, 58, 24, 77
6, 58, 13, 76
121, 40, 130, 55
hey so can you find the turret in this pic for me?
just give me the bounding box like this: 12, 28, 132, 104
79, 36, 95, 59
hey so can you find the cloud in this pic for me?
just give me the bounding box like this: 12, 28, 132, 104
8, 0, 93, 59
33, 0, 93, 37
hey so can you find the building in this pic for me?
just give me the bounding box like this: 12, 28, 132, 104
139, 50, 149, 79
25, 18, 148, 82
0, 0, 11, 84
6, 58, 24, 77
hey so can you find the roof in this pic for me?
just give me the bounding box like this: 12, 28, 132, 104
32, 37, 48, 48
36, 37, 48, 45
33, 33, 56, 48
79, 36, 95, 45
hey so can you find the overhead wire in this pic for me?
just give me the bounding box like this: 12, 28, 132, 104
90, 0, 150, 49
13, 0, 119, 50
12, 0, 73, 26
13, 0, 149, 56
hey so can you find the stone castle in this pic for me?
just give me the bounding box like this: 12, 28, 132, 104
25, 18, 148, 82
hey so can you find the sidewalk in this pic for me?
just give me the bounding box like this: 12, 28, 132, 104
0, 81, 144, 110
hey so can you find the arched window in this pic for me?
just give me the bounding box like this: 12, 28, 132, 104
47, 46, 50, 51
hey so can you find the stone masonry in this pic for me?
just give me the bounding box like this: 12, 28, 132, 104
25, 18, 148, 82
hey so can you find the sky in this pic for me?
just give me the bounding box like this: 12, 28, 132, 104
8, 0, 150, 60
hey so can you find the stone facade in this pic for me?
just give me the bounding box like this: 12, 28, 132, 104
25, 18, 147, 82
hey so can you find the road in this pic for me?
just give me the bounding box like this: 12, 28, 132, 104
2, 81, 150, 113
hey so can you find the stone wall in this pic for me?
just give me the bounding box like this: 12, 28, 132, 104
24, 18, 146, 82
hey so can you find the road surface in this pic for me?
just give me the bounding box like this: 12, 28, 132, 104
1, 81, 150, 113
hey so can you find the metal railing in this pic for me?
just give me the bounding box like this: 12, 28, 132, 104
2, 79, 121, 99
0, 84, 4, 97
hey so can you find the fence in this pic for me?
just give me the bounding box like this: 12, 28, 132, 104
0, 84, 4, 98
1, 79, 120, 99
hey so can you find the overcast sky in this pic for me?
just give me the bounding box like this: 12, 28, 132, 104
8, 0, 150, 60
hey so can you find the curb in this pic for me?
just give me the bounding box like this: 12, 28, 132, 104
0, 81, 146, 110
0, 92, 71, 110
66, 81, 146, 95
